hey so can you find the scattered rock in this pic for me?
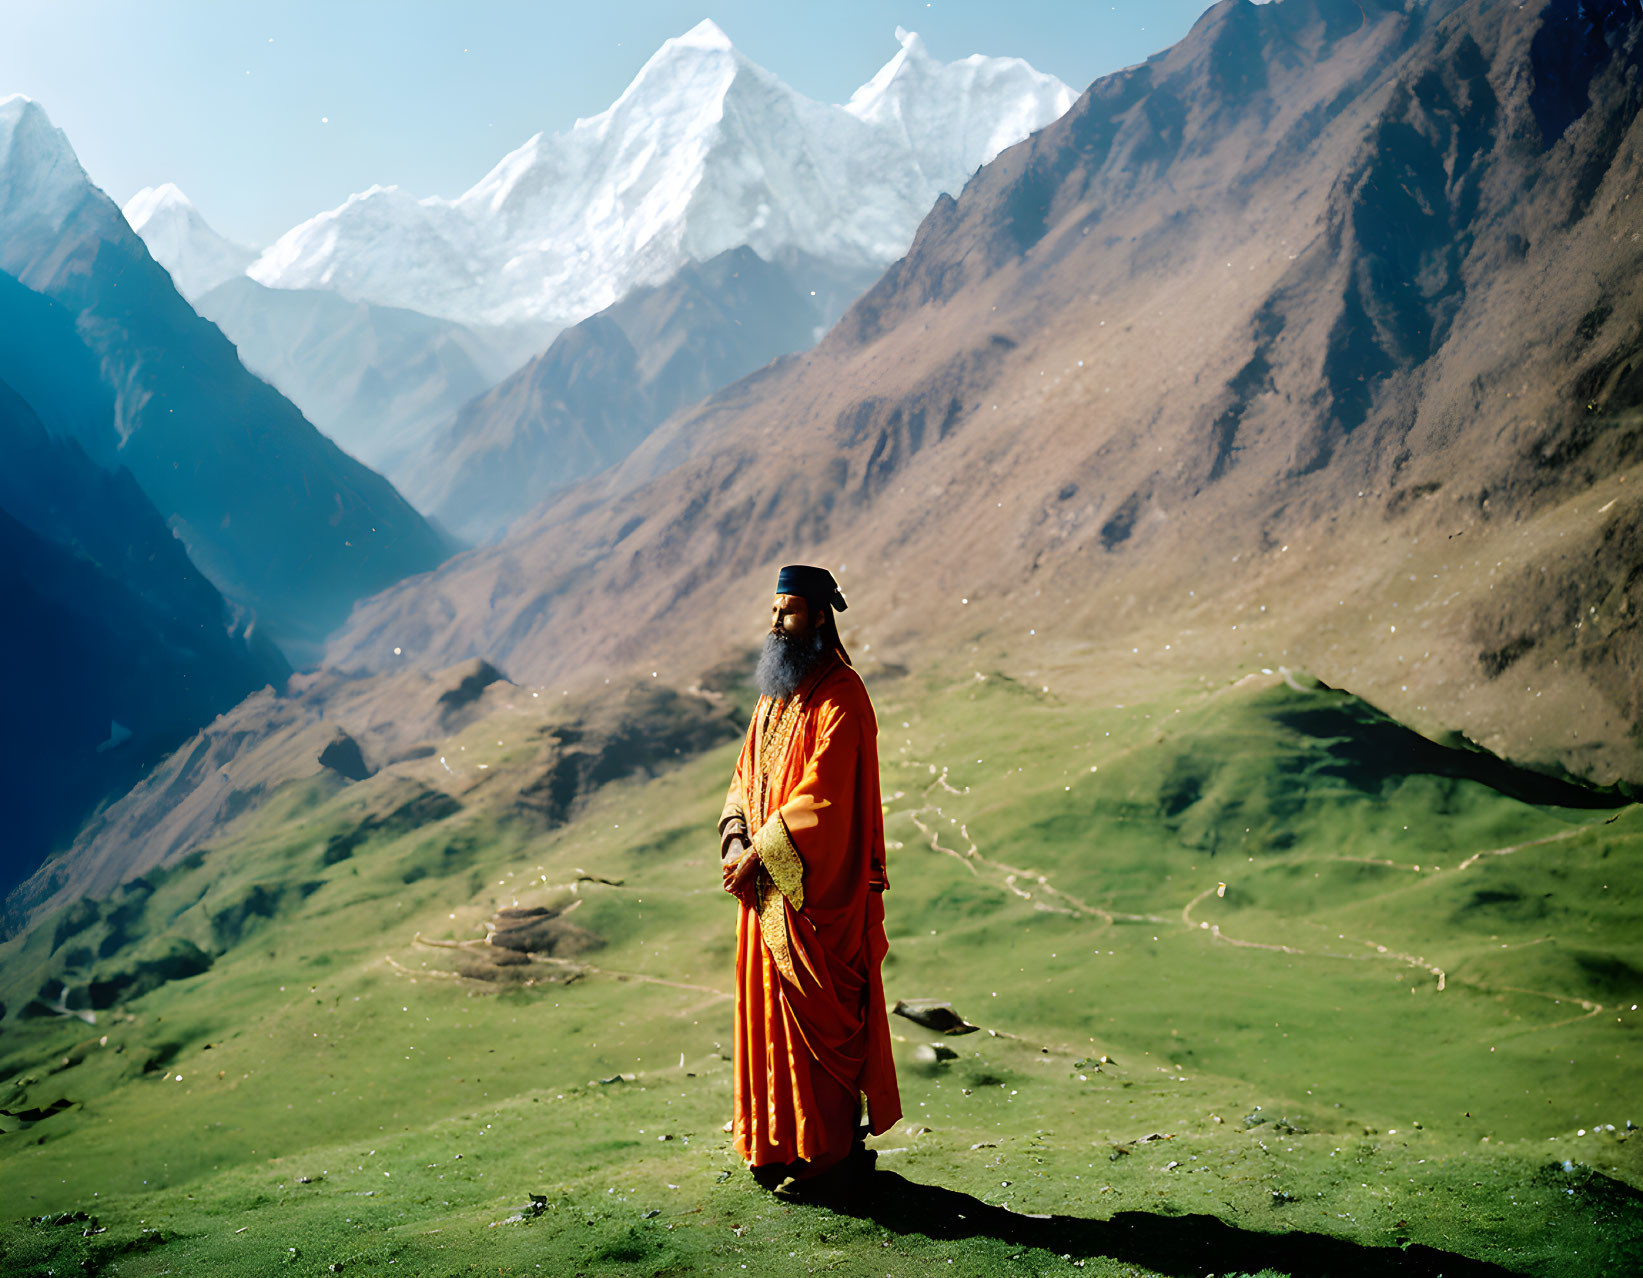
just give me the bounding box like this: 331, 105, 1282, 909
912, 1043, 960, 1064
1, 1097, 75, 1124
436, 659, 508, 725
318, 730, 373, 782
31, 1210, 95, 1227
489, 904, 604, 957
892, 998, 979, 1034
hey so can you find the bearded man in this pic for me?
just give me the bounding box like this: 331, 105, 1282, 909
718, 564, 901, 1190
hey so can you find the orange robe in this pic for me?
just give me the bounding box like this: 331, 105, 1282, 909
721, 653, 902, 1171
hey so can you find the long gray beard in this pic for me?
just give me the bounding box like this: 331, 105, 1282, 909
754, 629, 826, 700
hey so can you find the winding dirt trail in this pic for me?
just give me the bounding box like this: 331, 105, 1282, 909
897, 759, 1166, 927
893, 750, 1616, 1034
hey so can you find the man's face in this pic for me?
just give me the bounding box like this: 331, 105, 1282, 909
769, 593, 817, 642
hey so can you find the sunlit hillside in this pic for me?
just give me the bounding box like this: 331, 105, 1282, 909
2, 653, 1637, 1275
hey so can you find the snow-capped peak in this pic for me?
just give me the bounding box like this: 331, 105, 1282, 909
844, 28, 1076, 178
0, 94, 83, 176
0, 95, 103, 242
123, 182, 256, 301
247, 25, 1076, 329
123, 182, 194, 229
671, 18, 734, 51
597, 14, 756, 126
845, 28, 936, 120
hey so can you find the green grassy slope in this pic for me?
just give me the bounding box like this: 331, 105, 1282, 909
1, 664, 1639, 1277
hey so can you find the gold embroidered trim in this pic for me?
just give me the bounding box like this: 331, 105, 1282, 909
752, 813, 804, 911
742, 693, 805, 834
755, 868, 797, 984
757, 698, 804, 818
738, 670, 828, 989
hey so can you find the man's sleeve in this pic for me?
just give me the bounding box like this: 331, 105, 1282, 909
718, 778, 748, 857
749, 691, 866, 912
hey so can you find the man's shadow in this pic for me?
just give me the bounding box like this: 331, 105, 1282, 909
815, 1170, 1527, 1277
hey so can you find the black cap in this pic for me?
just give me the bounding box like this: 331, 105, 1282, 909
775, 564, 847, 612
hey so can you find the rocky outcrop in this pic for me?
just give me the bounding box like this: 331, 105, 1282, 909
317, 730, 374, 782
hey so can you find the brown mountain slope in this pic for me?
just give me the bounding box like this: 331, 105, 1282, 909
326, 0, 1643, 784
1, 658, 739, 936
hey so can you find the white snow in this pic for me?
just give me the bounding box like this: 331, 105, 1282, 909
845, 27, 1074, 182
123, 183, 258, 300
0, 95, 100, 236
246, 25, 1076, 329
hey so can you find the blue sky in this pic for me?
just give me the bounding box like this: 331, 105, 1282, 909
1, 1, 1225, 246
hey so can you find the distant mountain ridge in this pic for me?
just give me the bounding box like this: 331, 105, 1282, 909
122, 183, 256, 299
115, 26, 1073, 543
325, 0, 1643, 784
244, 22, 1075, 331
407, 245, 858, 544
191, 276, 542, 487
0, 94, 448, 659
